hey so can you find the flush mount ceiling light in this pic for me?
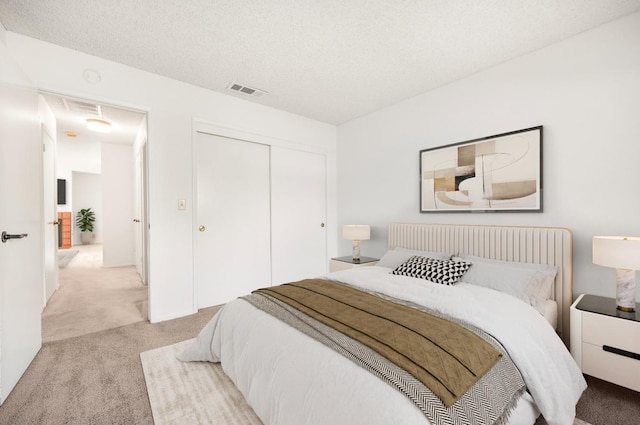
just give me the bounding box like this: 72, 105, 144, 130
86, 118, 112, 133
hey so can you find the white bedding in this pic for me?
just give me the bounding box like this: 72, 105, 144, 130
542, 299, 558, 330
179, 266, 586, 425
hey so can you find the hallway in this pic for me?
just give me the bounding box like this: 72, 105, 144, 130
42, 244, 148, 343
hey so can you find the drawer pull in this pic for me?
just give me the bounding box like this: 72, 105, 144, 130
603, 345, 640, 361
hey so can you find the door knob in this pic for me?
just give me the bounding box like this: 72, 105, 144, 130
2, 231, 28, 243
320, 223, 325, 228
49, 221, 59, 225
199, 225, 206, 232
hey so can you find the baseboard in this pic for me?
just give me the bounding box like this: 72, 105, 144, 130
148, 308, 198, 324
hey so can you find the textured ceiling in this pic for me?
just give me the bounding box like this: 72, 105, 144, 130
2, 1, 640, 124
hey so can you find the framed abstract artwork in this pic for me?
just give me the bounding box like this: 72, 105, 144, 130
420, 126, 543, 212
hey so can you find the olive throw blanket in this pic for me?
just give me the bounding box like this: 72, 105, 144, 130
246, 279, 526, 425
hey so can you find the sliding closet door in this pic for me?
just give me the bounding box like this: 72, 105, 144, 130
195, 133, 271, 308
271, 147, 327, 284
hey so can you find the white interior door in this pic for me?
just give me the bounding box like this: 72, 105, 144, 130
134, 141, 148, 284
0, 83, 43, 403
42, 127, 58, 304
195, 133, 271, 308
271, 147, 327, 284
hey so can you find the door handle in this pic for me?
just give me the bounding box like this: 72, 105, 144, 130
199, 225, 206, 232
1, 231, 29, 243
49, 221, 59, 225
133, 219, 141, 223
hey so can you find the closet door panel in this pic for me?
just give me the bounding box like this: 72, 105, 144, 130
195, 133, 271, 308
271, 147, 327, 284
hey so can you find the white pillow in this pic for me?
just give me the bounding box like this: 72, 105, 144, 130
377, 248, 451, 269
458, 254, 558, 300
542, 299, 558, 330
457, 258, 557, 314
394, 247, 452, 260
458, 253, 558, 273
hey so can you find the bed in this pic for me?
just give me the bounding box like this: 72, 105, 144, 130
179, 223, 586, 425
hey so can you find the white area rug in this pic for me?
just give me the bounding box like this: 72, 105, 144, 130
141, 340, 592, 425
140, 339, 263, 425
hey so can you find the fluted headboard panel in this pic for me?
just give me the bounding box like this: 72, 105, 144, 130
388, 223, 573, 346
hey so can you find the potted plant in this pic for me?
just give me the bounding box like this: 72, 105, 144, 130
76, 208, 96, 245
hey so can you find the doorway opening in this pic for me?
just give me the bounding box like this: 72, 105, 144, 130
39, 92, 149, 343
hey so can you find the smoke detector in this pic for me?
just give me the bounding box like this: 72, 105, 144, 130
226, 82, 268, 98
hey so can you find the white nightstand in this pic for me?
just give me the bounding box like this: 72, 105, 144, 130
570, 294, 640, 391
329, 256, 379, 272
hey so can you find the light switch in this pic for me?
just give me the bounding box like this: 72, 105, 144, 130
178, 199, 186, 210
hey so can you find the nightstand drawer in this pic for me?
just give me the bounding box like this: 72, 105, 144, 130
572, 294, 640, 392
583, 311, 640, 353
582, 342, 640, 392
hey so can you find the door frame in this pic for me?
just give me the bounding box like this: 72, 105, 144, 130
38, 89, 151, 311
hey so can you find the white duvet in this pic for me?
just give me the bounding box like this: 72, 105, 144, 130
179, 266, 587, 425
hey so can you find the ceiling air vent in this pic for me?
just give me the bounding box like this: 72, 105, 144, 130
62, 98, 102, 116
226, 82, 268, 98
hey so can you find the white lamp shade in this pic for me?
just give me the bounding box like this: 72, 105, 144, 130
593, 236, 640, 270
342, 225, 370, 241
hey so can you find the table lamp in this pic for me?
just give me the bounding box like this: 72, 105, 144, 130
593, 236, 640, 312
342, 225, 370, 262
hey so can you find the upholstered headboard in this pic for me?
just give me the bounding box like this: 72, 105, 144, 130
388, 223, 573, 346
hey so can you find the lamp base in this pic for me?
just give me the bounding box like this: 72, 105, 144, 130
616, 268, 636, 312
352, 240, 361, 262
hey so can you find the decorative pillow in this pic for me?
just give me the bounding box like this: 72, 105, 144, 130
457, 254, 558, 301
377, 248, 451, 269
391, 256, 471, 285
457, 259, 557, 314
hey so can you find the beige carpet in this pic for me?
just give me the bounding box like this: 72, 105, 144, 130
141, 340, 262, 425
142, 341, 594, 425
43, 243, 148, 342
0, 306, 221, 425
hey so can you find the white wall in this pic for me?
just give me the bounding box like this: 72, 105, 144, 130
4, 32, 337, 322
337, 12, 640, 301
56, 137, 102, 214
72, 172, 102, 246
101, 142, 135, 267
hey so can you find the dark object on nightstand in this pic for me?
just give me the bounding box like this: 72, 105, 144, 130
332, 256, 379, 265
576, 294, 639, 322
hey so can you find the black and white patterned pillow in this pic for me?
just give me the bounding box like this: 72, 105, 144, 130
391, 256, 471, 285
